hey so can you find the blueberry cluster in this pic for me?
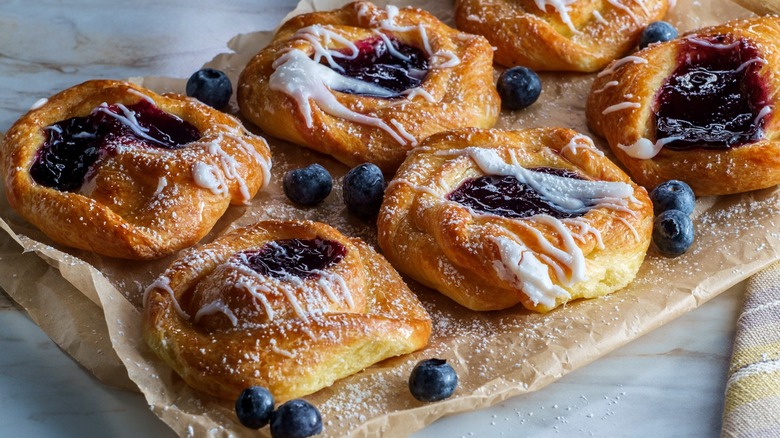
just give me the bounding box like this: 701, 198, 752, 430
649, 180, 695, 257
235, 387, 322, 438
283, 162, 387, 218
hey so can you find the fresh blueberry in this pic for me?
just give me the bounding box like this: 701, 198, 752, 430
408, 358, 458, 402
639, 21, 678, 49
283, 164, 333, 206
652, 209, 694, 257
269, 399, 323, 438
342, 163, 386, 218
235, 386, 275, 429
186, 68, 233, 109
649, 179, 695, 216
496, 66, 542, 111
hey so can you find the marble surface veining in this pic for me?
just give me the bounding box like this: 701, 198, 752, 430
0, 1, 741, 437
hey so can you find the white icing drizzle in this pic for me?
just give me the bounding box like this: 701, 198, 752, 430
269, 339, 297, 358
373, 30, 410, 61
561, 133, 605, 157
207, 140, 250, 202
269, 49, 408, 145
390, 119, 418, 146
533, 0, 579, 33
192, 161, 227, 195
525, 214, 586, 284
633, 0, 650, 16
401, 87, 436, 102
430, 51, 461, 69
685, 35, 741, 50
153, 176, 168, 196
606, 0, 640, 24
564, 217, 606, 249
127, 88, 156, 105
597, 55, 648, 78
295, 25, 359, 71
734, 57, 768, 73
385, 177, 443, 198
194, 300, 239, 327
143, 276, 190, 320
592, 10, 608, 25
490, 235, 571, 308
615, 216, 641, 241
754, 105, 773, 127
378, 5, 416, 32
270, 5, 461, 144
29, 98, 48, 111
219, 123, 272, 189
436, 147, 635, 215
601, 101, 641, 114
314, 270, 355, 308
226, 253, 351, 323
44, 124, 63, 134
93, 103, 163, 145
593, 80, 619, 94
279, 279, 311, 323
617, 136, 679, 159
236, 276, 277, 321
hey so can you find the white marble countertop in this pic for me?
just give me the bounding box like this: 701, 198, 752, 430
0, 1, 742, 436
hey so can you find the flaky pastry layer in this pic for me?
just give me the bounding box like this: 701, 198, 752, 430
587, 16, 780, 196
2, 80, 272, 259
238, 1, 499, 173
143, 220, 431, 401
455, 0, 669, 72
378, 128, 653, 312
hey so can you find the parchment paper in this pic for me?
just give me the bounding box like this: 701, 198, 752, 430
0, 0, 773, 436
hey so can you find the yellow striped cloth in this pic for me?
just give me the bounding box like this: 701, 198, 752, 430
722, 261, 780, 437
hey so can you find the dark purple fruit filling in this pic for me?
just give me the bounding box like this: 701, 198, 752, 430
654, 35, 769, 150
30, 100, 200, 191
330, 37, 428, 96
447, 168, 585, 220
240, 238, 347, 280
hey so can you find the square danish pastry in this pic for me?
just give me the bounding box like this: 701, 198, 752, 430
2, 80, 272, 259
238, 1, 499, 173
378, 128, 653, 312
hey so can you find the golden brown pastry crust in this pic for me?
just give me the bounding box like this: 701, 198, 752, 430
587, 16, 780, 196
1, 80, 272, 259
455, 0, 669, 72
238, 1, 500, 174
377, 128, 653, 312
143, 220, 432, 401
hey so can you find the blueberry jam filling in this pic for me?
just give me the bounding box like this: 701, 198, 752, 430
30, 100, 200, 191
330, 37, 428, 96
447, 168, 585, 220
240, 238, 347, 280
654, 35, 770, 150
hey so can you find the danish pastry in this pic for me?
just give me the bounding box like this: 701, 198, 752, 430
587, 16, 780, 196
455, 0, 670, 72
377, 128, 653, 312
143, 220, 432, 401
238, 1, 500, 173
2, 80, 272, 259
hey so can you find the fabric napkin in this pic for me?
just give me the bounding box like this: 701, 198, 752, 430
722, 261, 780, 437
